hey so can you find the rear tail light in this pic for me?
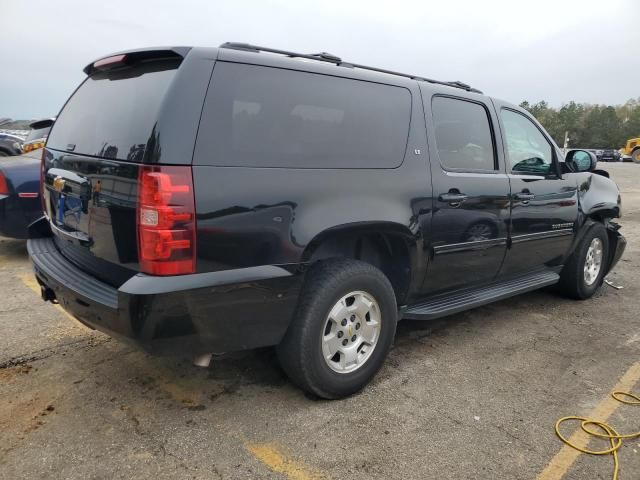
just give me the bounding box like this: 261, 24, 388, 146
93, 54, 127, 70
137, 165, 196, 275
0, 172, 8, 195
40, 149, 46, 213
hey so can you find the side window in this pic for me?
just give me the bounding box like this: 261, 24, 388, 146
195, 62, 412, 168
431, 96, 496, 171
501, 110, 553, 174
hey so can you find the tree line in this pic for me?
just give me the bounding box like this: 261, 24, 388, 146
519, 98, 640, 149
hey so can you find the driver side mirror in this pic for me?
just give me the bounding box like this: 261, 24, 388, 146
564, 149, 597, 173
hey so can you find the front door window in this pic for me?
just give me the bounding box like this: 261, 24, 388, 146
501, 110, 553, 175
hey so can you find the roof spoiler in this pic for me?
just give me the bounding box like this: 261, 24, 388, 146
83, 47, 191, 75
29, 118, 55, 130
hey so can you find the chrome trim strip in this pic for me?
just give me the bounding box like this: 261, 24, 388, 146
433, 237, 507, 255
510, 228, 574, 244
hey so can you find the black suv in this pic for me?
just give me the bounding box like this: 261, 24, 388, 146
600, 149, 621, 162
28, 44, 625, 399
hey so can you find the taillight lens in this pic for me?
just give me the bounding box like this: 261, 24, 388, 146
137, 165, 196, 275
40, 149, 46, 213
0, 172, 9, 195
93, 54, 127, 70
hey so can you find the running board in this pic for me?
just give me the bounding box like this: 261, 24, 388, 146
401, 270, 560, 320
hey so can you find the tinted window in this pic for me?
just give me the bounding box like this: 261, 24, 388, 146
47, 59, 180, 162
501, 109, 553, 174
195, 62, 411, 168
431, 97, 496, 171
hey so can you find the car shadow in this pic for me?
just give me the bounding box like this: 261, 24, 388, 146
61, 284, 608, 405
0, 238, 28, 262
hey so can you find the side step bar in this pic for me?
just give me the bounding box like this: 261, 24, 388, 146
401, 270, 560, 320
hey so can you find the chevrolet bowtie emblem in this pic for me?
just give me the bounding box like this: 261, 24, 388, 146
53, 176, 66, 192
348, 325, 353, 337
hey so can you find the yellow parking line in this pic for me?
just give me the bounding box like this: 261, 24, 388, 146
18, 272, 42, 295
536, 362, 640, 480
246, 442, 325, 480
17, 273, 89, 328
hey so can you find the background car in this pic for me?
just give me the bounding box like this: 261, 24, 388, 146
0, 132, 23, 157
0, 149, 42, 238
600, 148, 621, 162
22, 118, 54, 154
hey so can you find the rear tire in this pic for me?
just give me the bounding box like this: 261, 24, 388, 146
277, 259, 397, 399
558, 223, 609, 299
632, 149, 640, 164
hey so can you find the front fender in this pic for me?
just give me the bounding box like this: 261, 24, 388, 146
564, 219, 625, 276
576, 172, 622, 220
563, 172, 624, 272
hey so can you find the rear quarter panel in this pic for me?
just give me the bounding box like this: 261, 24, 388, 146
191, 77, 432, 282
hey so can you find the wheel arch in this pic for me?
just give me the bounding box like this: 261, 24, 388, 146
568, 216, 623, 276
301, 222, 419, 305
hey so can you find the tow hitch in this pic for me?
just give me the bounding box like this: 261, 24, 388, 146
40, 285, 58, 303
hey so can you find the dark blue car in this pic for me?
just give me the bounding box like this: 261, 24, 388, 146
0, 149, 42, 238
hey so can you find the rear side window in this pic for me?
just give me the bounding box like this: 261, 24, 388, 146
194, 62, 411, 168
47, 59, 180, 162
431, 96, 496, 171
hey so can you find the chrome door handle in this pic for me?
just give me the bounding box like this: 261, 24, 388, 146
439, 193, 468, 204
514, 192, 535, 201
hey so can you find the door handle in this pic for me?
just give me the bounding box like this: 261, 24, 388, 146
439, 192, 468, 205
514, 192, 535, 201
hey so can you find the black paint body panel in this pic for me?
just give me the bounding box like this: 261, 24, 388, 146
29, 237, 302, 354
0, 152, 42, 239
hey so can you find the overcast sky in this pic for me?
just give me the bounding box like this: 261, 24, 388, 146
2, 0, 638, 119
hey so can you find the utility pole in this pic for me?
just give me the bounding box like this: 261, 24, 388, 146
563, 131, 570, 155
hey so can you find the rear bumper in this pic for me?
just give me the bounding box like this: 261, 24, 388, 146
28, 237, 303, 355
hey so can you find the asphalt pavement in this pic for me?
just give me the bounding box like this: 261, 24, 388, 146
1, 163, 639, 480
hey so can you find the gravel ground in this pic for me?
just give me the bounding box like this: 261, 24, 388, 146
1, 163, 639, 480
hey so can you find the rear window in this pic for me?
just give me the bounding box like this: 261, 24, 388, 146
194, 62, 411, 168
47, 59, 180, 162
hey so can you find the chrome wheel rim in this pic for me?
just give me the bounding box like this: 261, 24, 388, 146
321, 291, 381, 374
583, 238, 603, 286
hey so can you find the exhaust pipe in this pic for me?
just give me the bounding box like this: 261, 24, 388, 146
193, 353, 213, 368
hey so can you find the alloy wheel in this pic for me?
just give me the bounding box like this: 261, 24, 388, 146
583, 237, 603, 286
321, 291, 381, 374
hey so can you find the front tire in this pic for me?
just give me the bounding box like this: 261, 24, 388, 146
277, 259, 397, 399
558, 223, 609, 299
632, 149, 640, 164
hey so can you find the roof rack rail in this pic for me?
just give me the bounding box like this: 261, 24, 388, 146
219, 42, 482, 94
